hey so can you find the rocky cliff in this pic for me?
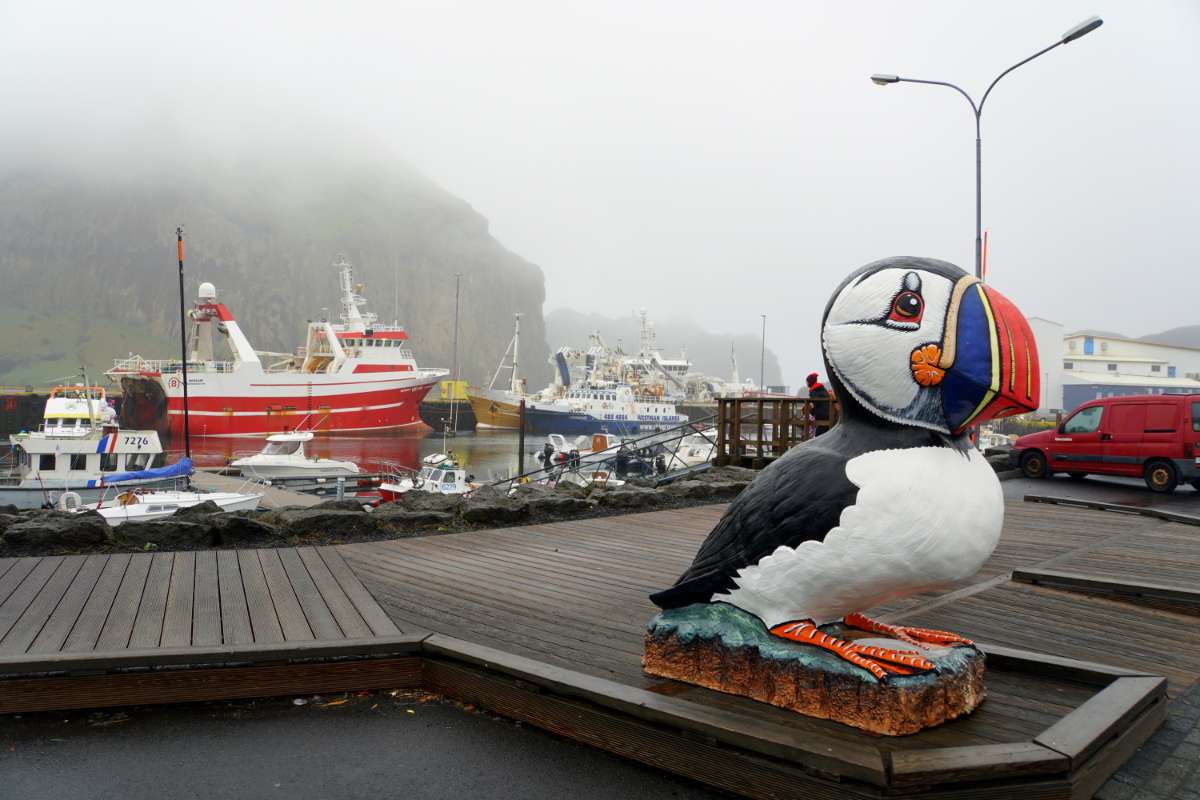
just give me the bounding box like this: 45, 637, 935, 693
0, 157, 548, 387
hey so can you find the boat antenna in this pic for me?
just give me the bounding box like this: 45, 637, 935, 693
80, 365, 98, 431
176, 226, 192, 465
448, 272, 462, 435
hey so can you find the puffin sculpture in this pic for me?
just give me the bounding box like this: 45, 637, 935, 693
651, 256, 1039, 681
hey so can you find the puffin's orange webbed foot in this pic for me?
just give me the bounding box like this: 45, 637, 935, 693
769, 621, 935, 682
843, 612, 974, 647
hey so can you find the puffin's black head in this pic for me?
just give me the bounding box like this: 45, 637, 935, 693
821, 256, 1040, 435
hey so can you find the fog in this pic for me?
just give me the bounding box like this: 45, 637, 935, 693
2, 1, 1197, 385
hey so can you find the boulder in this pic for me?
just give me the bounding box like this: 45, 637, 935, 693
115, 519, 216, 550
0, 513, 25, 535
2, 510, 112, 554
398, 492, 463, 513
211, 514, 286, 546
272, 508, 384, 538
171, 500, 224, 518
592, 486, 669, 511
526, 494, 596, 521
309, 498, 369, 513
664, 479, 745, 501
0, 503, 19, 516
373, 504, 455, 533
461, 492, 530, 526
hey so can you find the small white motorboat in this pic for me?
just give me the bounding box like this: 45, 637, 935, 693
231, 431, 359, 479
73, 488, 264, 526
379, 453, 478, 502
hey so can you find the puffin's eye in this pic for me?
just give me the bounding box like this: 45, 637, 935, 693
888, 291, 923, 325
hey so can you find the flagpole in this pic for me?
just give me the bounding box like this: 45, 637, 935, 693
176, 227, 192, 463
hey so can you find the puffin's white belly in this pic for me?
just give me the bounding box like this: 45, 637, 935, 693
714, 447, 1003, 628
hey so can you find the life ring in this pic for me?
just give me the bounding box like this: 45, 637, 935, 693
56, 491, 82, 512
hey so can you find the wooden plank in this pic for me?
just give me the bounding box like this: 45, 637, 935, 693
1023, 495, 1200, 526
423, 633, 889, 786
1012, 567, 1200, 608
0, 556, 86, 653
0, 634, 426, 675
0, 656, 423, 715
423, 658, 885, 800
297, 548, 370, 639
1035, 677, 1167, 767
237, 550, 283, 644
0, 557, 63, 644
28, 555, 108, 654
889, 743, 1069, 786
278, 548, 341, 640
0, 558, 15, 582
191, 550, 222, 646
979, 642, 1153, 685
1069, 694, 1168, 800
258, 548, 313, 641
95, 553, 152, 650
0, 558, 40, 608
128, 552, 174, 649
62, 554, 131, 652
160, 551, 195, 648
216, 550, 252, 645
317, 547, 400, 636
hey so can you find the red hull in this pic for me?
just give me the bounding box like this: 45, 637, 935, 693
167, 382, 436, 437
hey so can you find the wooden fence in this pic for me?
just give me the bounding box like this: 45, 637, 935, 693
713, 396, 838, 468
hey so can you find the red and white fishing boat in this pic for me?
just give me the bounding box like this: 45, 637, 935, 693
108, 255, 448, 438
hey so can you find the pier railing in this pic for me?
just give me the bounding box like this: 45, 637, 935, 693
713, 396, 838, 468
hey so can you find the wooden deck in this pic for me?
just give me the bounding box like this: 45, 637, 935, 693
2, 499, 1196, 797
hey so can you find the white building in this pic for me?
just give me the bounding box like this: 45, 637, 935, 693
1058, 331, 1200, 410
1028, 317, 1065, 415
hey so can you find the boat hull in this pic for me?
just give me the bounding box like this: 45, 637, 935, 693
0, 478, 180, 510
523, 407, 688, 436
466, 388, 523, 430
119, 372, 440, 438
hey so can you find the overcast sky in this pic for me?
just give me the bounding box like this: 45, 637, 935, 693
3, 1, 1197, 384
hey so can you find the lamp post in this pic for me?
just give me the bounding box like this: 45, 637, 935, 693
870, 15, 1103, 279
759, 314, 766, 392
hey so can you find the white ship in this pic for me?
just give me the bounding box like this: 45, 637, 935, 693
231, 431, 360, 479
1, 385, 173, 509
108, 255, 448, 438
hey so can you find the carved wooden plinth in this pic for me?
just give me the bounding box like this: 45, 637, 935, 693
643, 603, 986, 736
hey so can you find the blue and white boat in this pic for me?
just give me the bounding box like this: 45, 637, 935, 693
524, 384, 688, 436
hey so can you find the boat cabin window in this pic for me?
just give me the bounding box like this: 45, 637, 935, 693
420, 468, 434, 480
100, 454, 119, 471
126, 453, 151, 471
263, 440, 303, 456
70, 454, 88, 471
152, 453, 166, 468
39, 454, 56, 471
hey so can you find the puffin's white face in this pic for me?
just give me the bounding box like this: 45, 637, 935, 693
823, 267, 956, 432
821, 261, 1042, 434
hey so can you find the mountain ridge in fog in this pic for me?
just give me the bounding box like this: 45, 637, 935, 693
0, 155, 550, 387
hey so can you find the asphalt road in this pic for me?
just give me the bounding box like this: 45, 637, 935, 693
1002, 470, 1200, 512
1, 691, 724, 800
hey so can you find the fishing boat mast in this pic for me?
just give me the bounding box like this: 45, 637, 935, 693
176, 227, 192, 462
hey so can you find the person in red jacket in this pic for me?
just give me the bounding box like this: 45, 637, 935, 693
806, 372, 833, 435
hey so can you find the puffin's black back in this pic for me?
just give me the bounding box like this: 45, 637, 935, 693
649, 256, 969, 610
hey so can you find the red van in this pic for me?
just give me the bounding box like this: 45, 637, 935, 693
1011, 394, 1200, 493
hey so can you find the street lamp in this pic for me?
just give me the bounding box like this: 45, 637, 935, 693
871, 16, 1103, 279
759, 314, 766, 392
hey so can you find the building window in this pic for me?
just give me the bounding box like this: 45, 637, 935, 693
1168, 366, 1176, 378
1107, 363, 1117, 371
1064, 361, 1073, 370
1151, 365, 1161, 373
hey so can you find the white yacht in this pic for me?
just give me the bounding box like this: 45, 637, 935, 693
231, 431, 360, 479
379, 453, 478, 502
69, 488, 263, 526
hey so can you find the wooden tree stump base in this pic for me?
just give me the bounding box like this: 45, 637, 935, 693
643, 603, 986, 736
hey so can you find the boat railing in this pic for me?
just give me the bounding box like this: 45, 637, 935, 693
108, 356, 238, 375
